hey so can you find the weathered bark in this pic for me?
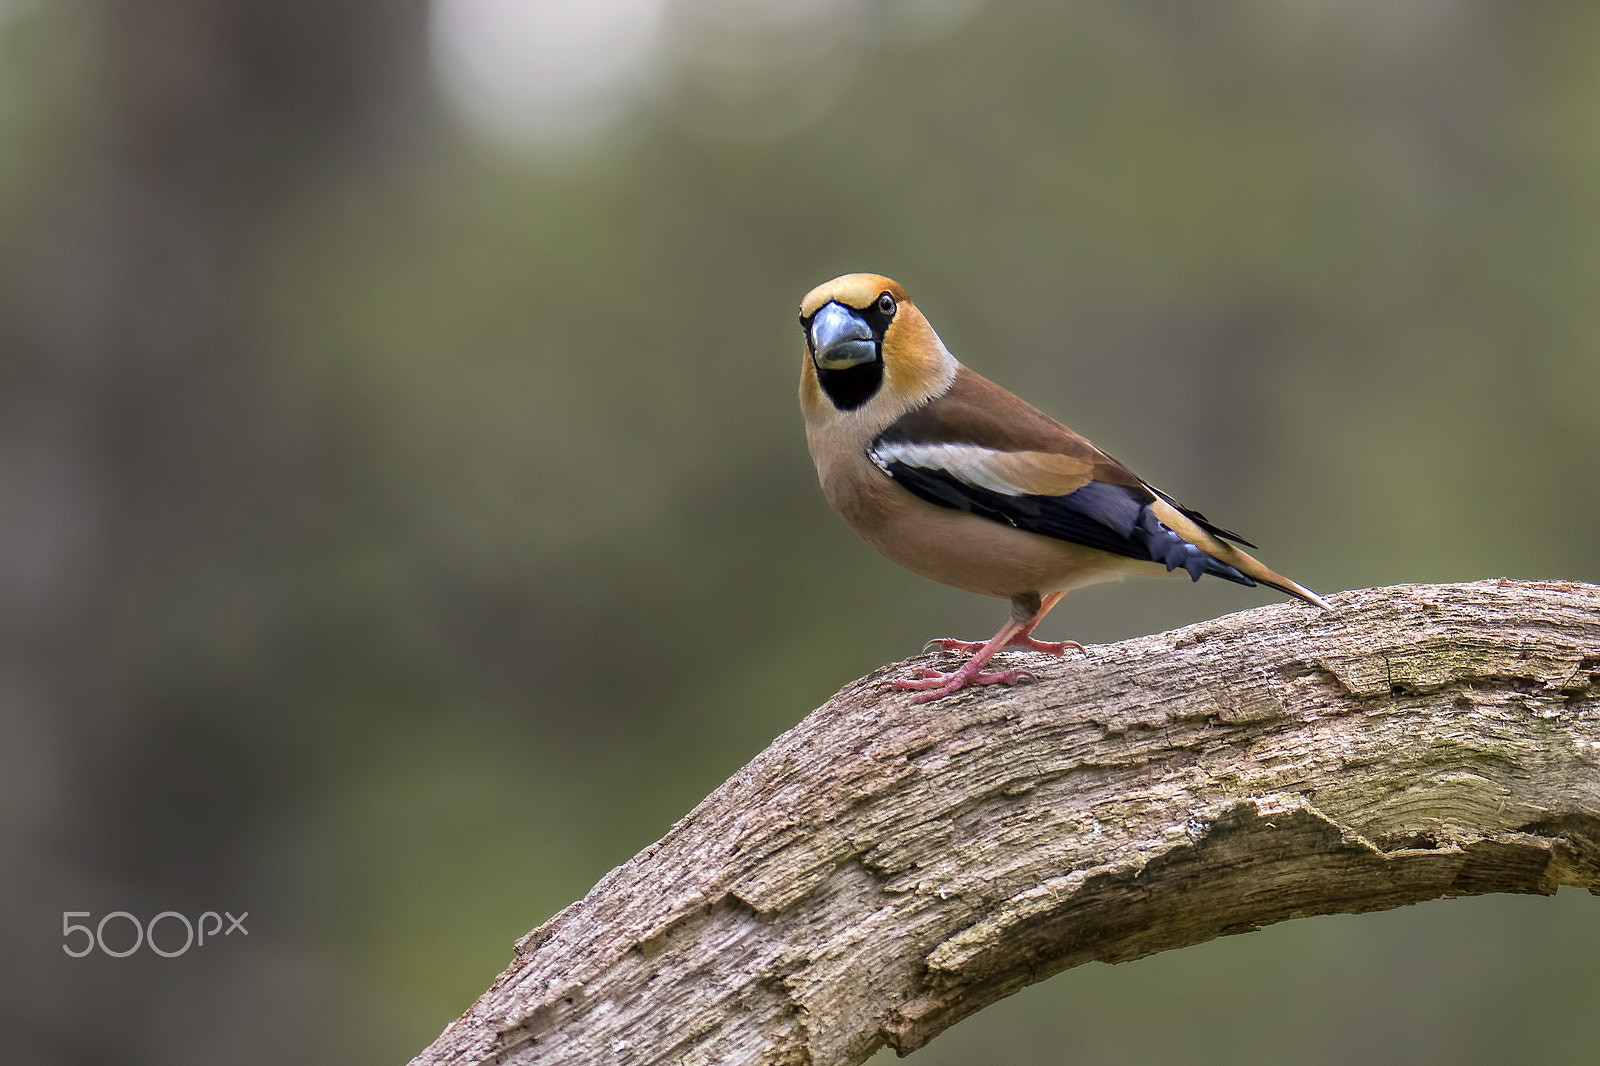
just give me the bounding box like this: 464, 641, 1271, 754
411, 579, 1600, 1066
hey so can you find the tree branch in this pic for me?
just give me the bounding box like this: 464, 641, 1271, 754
410, 580, 1600, 1066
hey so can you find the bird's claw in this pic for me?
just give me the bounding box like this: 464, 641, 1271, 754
923, 637, 979, 654
891, 666, 1035, 703
1013, 637, 1083, 656
891, 670, 951, 689
923, 635, 1083, 657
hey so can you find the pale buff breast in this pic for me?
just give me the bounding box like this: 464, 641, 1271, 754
814, 446, 1167, 601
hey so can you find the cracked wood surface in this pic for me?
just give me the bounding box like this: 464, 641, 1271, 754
410, 579, 1600, 1066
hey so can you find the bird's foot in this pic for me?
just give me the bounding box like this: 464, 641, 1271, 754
924, 635, 1084, 656
891, 666, 1035, 704
1006, 635, 1083, 655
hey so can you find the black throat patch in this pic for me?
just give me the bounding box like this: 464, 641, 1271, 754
816, 361, 884, 411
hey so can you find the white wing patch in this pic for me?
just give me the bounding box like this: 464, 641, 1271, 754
870, 441, 1089, 497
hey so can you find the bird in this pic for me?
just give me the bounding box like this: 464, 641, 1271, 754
797, 272, 1329, 704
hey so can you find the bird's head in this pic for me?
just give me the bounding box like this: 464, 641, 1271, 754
798, 273, 955, 417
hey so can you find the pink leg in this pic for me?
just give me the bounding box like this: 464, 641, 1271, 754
893, 616, 1034, 703
923, 591, 1082, 656
895, 591, 1082, 704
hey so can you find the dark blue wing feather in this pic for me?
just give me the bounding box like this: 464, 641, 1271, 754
876, 457, 1257, 589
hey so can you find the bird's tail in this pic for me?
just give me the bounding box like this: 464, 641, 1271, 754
1148, 497, 1331, 610
1230, 555, 1331, 610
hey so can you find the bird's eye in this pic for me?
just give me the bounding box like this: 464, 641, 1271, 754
876, 292, 896, 316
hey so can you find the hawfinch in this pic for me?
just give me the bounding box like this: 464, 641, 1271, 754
798, 273, 1329, 704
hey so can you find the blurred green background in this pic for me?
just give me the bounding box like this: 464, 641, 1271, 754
3, 1, 1598, 1063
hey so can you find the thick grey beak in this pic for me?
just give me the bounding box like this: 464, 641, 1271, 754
809, 301, 877, 370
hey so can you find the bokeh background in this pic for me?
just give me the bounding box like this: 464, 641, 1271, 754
4, 1, 1599, 1062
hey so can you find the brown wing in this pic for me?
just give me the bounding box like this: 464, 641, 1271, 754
867, 367, 1309, 593
879, 367, 1144, 488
